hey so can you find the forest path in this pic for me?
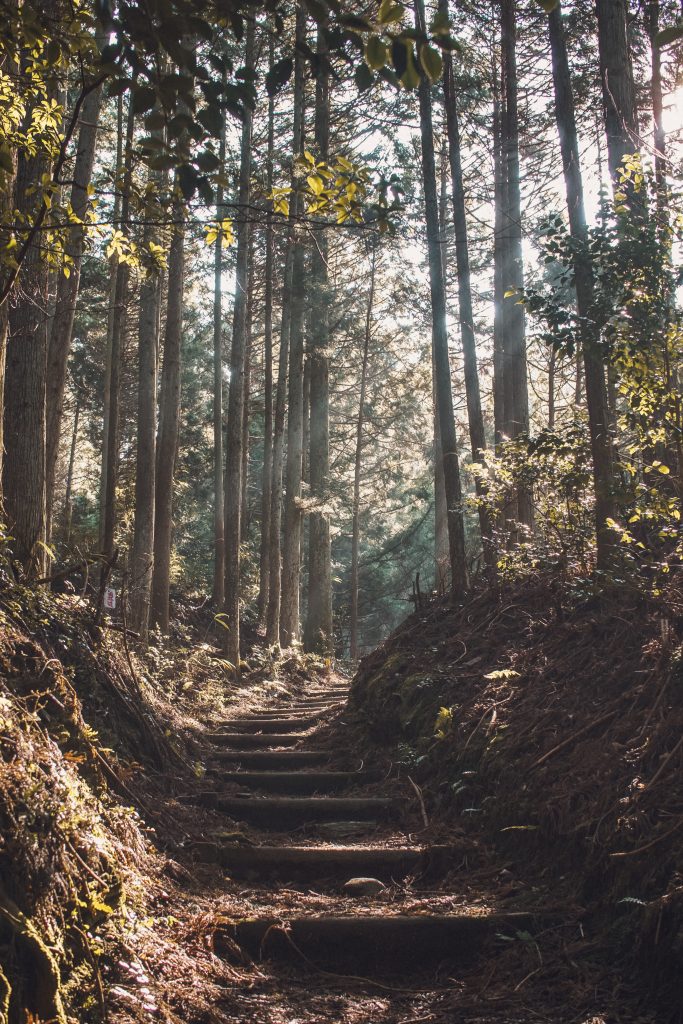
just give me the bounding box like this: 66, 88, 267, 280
188, 675, 549, 1024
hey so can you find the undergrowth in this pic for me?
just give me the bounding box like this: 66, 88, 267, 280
349, 570, 683, 1019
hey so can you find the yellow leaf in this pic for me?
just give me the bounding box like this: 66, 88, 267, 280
365, 36, 387, 70
419, 43, 443, 83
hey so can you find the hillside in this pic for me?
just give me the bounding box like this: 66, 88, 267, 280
2, 573, 682, 1024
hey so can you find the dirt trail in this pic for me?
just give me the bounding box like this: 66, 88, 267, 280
186, 675, 560, 1024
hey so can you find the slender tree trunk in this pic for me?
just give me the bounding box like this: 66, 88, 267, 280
99, 96, 124, 557
433, 141, 449, 589
596, 0, 640, 184
415, 0, 468, 599
279, 5, 308, 646
258, 41, 276, 621
129, 160, 163, 637
492, 58, 506, 448
241, 251, 253, 541
646, 0, 666, 201
265, 246, 293, 644
548, 349, 556, 430
350, 244, 376, 661
548, 2, 617, 570
211, 106, 227, 606
45, 69, 104, 538
266, 6, 306, 646
443, 25, 496, 578
280, 231, 307, 645
63, 398, 80, 546
223, 20, 255, 671
3, 119, 53, 574
500, 0, 533, 531
150, 202, 184, 632
304, 27, 333, 653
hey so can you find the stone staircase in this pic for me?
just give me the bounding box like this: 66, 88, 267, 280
193, 678, 535, 985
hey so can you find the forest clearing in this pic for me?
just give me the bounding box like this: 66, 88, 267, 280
0, 0, 682, 1021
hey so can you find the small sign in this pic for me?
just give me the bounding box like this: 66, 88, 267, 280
104, 587, 116, 610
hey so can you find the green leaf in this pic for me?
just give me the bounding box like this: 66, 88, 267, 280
265, 57, 293, 97
304, 0, 329, 23
537, 0, 559, 11
354, 62, 374, 92
419, 43, 443, 82
378, 0, 404, 25
365, 36, 387, 70
0, 144, 13, 174
656, 23, 683, 45
132, 86, 156, 114
197, 104, 224, 137
400, 46, 420, 89
430, 9, 450, 35
177, 163, 198, 200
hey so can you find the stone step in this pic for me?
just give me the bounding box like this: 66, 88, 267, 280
218, 912, 533, 972
209, 750, 330, 769
216, 717, 319, 734
247, 704, 342, 718
215, 770, 377, 794
208, 732, 307, 748
194, 842, 455, 880
214, 795, 396, 828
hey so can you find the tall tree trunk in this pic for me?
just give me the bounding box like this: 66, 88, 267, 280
279, 231, 307, 645
150, 201, 184, 632
266, 5, 306, 646
3, 105, 54, 574
492, 59, 507, 449
241, 249, 253, 541
63, 398, 80, 546
100, 94, 134, 574
548, 2, 617, 570
222, 20, 255, 671
45, 66, 104, 538
98, 96, 124, 557
129, 160, 163, 637
258, 40, 276, 621
279, 5, 308, 647
500, 0, 533, 531
415, 0, 468, 599
433, 141, 449, 590
596, 0, 640, 185
304, 26, 333, 654
265, 246, 293, 644
646, 0, 666, 202
350, 243, 376, 661
443, 22, 496, 578
211, 105, 227, 606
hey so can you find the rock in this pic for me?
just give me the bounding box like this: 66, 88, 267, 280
343, 877, 386, 897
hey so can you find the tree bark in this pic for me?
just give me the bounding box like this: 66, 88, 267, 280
129, 161, 163, 638
279, 5, 308, 646
500, 0, 533, 531
596, 0, 640, 184
222, 20, 255, 671
492, 59, 506, 449
442, 25, 496, 578
350, 243, 376, 661
304, 25, 333, 654
63, 398, 80, 546
258, 39, 276, 621
548, 2, 617, 570
211, 103, 227, 607
415, 0, 468, 599
150, 202, 184, 632
45, 66, 104, 538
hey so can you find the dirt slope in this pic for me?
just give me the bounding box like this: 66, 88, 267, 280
347, 573, 683, 1019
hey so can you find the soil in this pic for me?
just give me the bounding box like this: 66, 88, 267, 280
2, 576, 682, 1024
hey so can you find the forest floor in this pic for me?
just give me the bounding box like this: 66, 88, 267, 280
1, 575, 682, 1024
